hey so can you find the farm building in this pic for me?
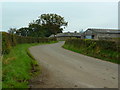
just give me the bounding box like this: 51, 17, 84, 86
81, 28, 120, 40
49, 32, 81, 40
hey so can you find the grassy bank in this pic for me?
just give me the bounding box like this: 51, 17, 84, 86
2, 41, 58, 88
63, 39, 120, 64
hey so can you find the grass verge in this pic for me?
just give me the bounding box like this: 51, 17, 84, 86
2, 41, 58, 88
62, 44, 119, 64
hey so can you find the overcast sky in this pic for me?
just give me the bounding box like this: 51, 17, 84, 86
1, 2, 118, 32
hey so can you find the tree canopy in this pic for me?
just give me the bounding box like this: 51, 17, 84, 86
8, 28, 17, 35
10, 13, 68, 37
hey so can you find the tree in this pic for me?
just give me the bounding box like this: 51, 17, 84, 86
74, 31, 77, 33
36, 13, 68, 36
28, 23, 45, 37
8, 28, 17, 45
8, 28, 17, 34
16, 27, 29, 36
14, 13, 68, 37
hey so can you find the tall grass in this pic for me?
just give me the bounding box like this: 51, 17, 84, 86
2, 41, 58, 88
2, 44, 38, 88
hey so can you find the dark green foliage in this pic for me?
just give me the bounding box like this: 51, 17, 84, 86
63, 39, 120, 64
37, 13, 68, 35
2, 32, 57, 54
16, 27, 29, 37
8, 28, 16, 35
15, 13, 68, 37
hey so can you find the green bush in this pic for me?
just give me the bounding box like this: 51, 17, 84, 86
63, 38, 120, 64
2, 32, 57, 54
2, 32, 12, 54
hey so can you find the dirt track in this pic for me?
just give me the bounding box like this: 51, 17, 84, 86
29, 41, 118, 88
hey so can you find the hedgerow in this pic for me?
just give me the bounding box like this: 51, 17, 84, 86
63, 39, 120, 64
2, 32, 57, 54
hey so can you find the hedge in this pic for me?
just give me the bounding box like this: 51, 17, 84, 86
2, 32, 57, 54
63, 39, 120, 64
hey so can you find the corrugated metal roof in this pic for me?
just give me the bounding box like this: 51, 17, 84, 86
88, 28, 120, 34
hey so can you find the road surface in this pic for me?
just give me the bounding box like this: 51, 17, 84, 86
29, 41, 118, 88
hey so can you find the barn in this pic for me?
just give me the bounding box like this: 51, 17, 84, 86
49, 32, 81, 40
81, 28, 120, 40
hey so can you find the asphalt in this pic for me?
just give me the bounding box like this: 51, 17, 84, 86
29, 41, 118, 88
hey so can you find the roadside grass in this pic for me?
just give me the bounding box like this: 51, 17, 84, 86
62, 44, 120, 64
2, 41, 58, 88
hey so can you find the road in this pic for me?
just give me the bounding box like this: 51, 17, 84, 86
29, 41, 118, 88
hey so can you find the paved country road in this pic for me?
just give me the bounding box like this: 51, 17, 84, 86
29, 41, 118, 88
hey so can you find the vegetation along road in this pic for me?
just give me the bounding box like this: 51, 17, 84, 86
29, 41, 118, 88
